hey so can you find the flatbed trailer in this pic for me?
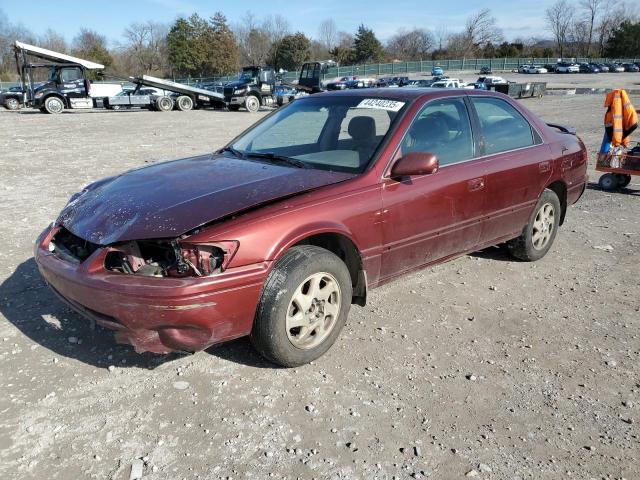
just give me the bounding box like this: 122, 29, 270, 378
103, 75, 226, 112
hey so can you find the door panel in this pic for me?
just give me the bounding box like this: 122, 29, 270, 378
380, 96, 485, 280
380, 161, 486, 279
481, 145, 552, 242
469, 96, 551, 243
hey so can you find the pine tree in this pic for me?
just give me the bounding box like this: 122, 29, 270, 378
208, 12, 240, 75
353, 25, 385, 63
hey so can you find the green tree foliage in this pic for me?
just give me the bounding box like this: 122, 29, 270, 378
271, 32, 311, 71
72, 29, 113, 68
605, 21, 640, 57
353, 25, 385, 63
167, 13, 240, 77
208, 12, 240, 75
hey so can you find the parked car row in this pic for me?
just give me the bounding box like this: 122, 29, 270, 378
518, 61, 640, 73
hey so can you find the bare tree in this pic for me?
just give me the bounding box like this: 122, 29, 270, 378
434, 25, 449, 51
39, 29, 68, 53
580, 0, 604, 56
234, 12, 291, 66
387, 28, 435, 60
465, 9, 503, 48
318, 18, 337, 52
121, 21, 168, 74
452, 9, 503, 57
546, 0, 574, 58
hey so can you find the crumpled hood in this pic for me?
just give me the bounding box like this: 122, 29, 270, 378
58, 154, 354, 245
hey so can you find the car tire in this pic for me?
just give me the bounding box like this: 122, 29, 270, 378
506, 189, 561, 262
615, 174, 631, 188
44, 96, 64, 114
251, 245, 352, 367
4, 98, 20, 110
598, 173, 619, 190
245, 94, 260, 113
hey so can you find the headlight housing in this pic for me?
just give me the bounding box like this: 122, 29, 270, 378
104, 240, 239, 278
233, 87, 247, 95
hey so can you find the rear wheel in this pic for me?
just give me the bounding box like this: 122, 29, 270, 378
4, 97, 20, 110
245, 94, 261, 113
155, 95, 174, 112
44, 96, 64, 114
507, 189, 561, 261
176, 95, 193, 111
598, 173, 619, 190
251, 245, 352, 367
615, 174, 631, 188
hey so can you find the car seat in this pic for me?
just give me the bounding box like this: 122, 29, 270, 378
348, 116, 377, 165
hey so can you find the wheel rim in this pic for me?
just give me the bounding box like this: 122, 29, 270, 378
246, 96, 259, 112
6, 99, 19, 109
286, 272, 341, 350
179, 96, 192, 110
532, 202, 555, 250
47, 98, 63, 113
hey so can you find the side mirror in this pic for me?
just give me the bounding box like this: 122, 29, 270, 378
391, 152, 439, 177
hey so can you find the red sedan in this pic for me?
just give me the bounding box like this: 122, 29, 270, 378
35, 89, 588, 366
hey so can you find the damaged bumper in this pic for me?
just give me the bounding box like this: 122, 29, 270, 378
34, 226, 269, 353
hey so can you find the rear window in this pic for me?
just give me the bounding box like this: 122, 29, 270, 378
471, 97, 535, 155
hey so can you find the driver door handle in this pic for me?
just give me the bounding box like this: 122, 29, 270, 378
468, 177, 485, 192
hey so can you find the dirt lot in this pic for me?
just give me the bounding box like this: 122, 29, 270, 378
1, 92, 639, 480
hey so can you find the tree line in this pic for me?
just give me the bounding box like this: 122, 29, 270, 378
1, 5, 638, 81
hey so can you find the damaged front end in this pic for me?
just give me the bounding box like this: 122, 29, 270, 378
103, 238, 239, 278
40, 225, 257, 354
49, 226, 238, 278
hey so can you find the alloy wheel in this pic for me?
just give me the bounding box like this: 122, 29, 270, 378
286, 272, 342, 350
532, 202, 555, 250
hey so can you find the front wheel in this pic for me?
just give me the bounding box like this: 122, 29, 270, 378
4, 98, 20, 110
598, 173, 619, 190
506, 189, 561, 261
251, 246, 352, 367
245, 94, 261, 113
44, 96, 64, 114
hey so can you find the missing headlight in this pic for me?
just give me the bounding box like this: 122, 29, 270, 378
104, 240, 231, 277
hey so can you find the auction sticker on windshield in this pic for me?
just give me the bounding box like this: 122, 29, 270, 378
356, 99, 405, 112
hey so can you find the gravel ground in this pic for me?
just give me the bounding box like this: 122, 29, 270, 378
1, 92, 639, 480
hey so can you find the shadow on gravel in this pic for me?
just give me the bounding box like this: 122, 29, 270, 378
586, 181, 640, 196
0, 258, 179, 370
205, 338, 281, 369
470, 245, 513, 262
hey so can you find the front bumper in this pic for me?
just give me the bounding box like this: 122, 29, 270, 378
34, 226, 269, 353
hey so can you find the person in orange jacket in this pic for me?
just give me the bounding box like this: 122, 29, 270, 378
604, 89, 638, 148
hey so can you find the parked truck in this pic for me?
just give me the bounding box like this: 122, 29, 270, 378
14, 41, 225, 114
223, 62, 328, 112
14, 40, 104, 113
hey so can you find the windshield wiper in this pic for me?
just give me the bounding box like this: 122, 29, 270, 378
243, 152, 309, 169
220, 146, 245, 159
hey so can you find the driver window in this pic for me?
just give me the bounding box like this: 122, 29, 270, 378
401, 97, 473, 166
61, 67, 83, 82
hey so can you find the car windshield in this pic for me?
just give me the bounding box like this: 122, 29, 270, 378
229, 95, 407, 173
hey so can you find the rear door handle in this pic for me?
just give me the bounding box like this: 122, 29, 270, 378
468, 177, 485, 192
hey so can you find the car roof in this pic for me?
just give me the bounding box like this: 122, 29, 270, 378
312, 87, 501, 103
